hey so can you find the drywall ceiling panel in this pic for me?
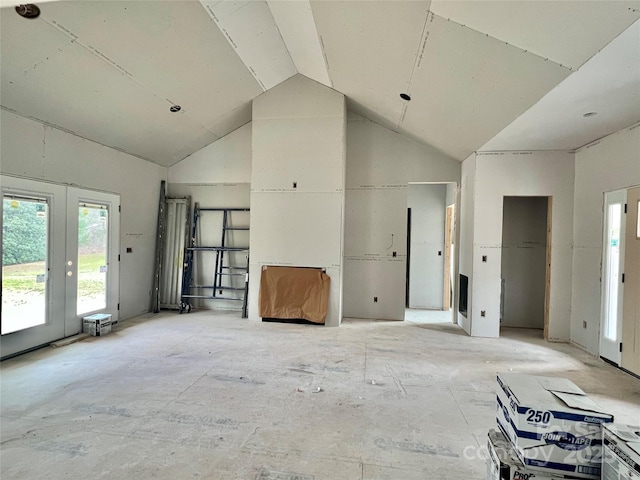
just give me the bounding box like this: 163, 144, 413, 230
481, 20, 640, 152
35, 1, 262, 132
267, 0, 331, 88
311, 0, 431, 129
0, 10, 71, 74
401, 14, 571, 161
200, 0, 296, 90
1, 41, 218, 166
430, 0, 640, 70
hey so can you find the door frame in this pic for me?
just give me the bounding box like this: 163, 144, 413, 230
65, 187, 120, 336
599, 189, 627, 365
1, 176, 120, 358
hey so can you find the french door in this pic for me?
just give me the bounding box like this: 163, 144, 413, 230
599, 189, 626, 364
1, 177, 119, 358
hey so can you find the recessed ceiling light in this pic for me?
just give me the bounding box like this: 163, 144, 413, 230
583, 112, 597, 117
169, 105, 181, 113
15, 4, 40, 19
400, 93, 411, 101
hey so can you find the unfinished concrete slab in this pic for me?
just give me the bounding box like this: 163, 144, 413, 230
1, 311, 639, 479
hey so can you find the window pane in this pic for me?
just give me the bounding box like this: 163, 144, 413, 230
604, 203, 621, 341
77, 204, 108, 315
2, 196, 48, 335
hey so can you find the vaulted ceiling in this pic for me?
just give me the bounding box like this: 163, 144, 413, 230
1, 0, 639, 167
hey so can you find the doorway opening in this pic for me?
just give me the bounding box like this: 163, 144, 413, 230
405, 182, 456, 324
500, 196, 551, 338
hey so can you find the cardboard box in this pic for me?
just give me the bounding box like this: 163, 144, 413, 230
496, 373, 613, 479
602, 424, 640, 480
488, 429, 581, 480
82, 313, 112, 337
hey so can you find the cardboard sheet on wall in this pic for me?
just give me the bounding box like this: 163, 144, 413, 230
259, 266, 330, 324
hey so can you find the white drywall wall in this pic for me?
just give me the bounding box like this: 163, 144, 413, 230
0, 110, 167, 321
408, 184, 446, 309
249, 74, 346, 327
344, 113, 460, 321
470, 151, 575, 339
572, 123, 640, 354
458, 154, 476, 333
168, 122, 252, 312
501, 196, 548, 329
168, 123, 252, 184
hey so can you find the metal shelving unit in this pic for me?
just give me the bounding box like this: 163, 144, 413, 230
180, 204, 249, 317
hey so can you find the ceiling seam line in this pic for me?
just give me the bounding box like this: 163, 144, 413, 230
573, 17, 640, 70
40, 13, 227, 145
199, 1, 267, 92
435, 14, 573, 72
308, 1, 333, 88
265, 1, 298, 76
397, 8, 431, 130
40, 16, 187, 108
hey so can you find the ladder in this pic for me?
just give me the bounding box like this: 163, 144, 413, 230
180, 204, 250, 317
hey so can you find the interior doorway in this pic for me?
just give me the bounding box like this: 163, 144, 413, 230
405, 182, 456, 323
500, 196, 551, 337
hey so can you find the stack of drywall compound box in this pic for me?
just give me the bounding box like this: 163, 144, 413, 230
602, 423, 640, 480
488, 372, 614, 480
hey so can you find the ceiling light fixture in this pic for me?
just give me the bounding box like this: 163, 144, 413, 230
583, 112, 597, 117
169, 105, 181, 113
400, 93, 411, 101
15, 4, 40, 19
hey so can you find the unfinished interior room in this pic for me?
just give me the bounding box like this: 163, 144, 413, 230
1, 1, 639, 479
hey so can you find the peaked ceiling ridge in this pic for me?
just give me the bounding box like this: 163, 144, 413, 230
199, 0, 296, 92
307, 1, 332, 88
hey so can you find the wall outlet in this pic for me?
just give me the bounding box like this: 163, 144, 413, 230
481, 310, 486, 317
374, 297, 378, 303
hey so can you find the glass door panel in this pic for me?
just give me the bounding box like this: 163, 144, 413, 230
77, 203, 109, 315
600, 189, 626, 364
1, 195, 49, 334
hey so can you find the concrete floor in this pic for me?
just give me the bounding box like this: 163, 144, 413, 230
1, 311, 639, 480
